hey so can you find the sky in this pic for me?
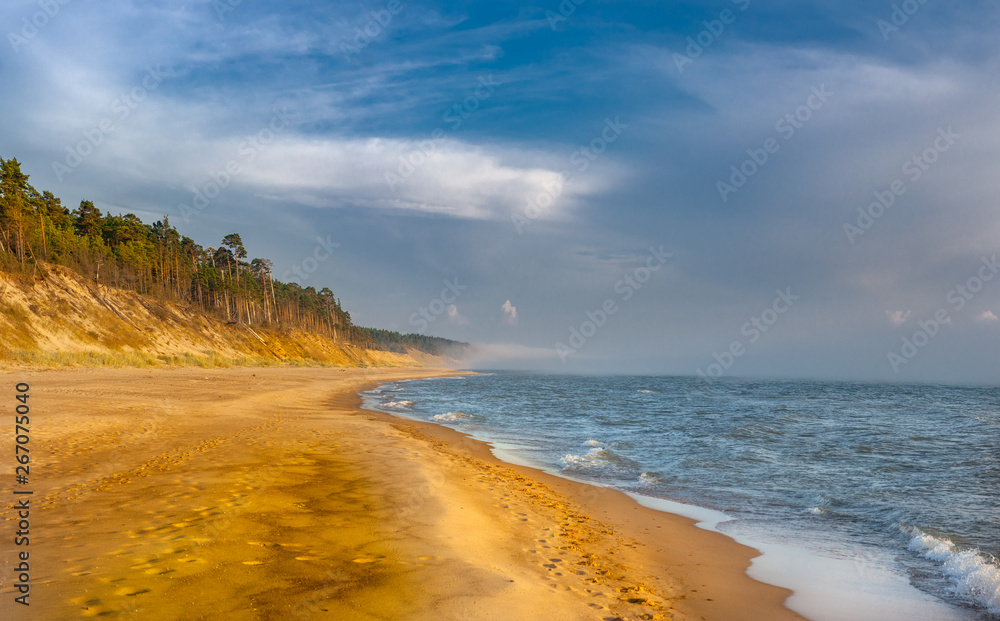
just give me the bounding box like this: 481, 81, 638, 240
1, 0, 998, 383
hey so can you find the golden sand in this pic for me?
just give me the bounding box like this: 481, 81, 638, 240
0, 367, 803, 620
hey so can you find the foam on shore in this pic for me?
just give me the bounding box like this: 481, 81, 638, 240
626, 493, 976, 621
364, 377, 980, 621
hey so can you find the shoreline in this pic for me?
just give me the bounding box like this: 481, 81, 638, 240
371, 373, 985, 621
1, 366, 802, 620
357, 373, 804, 621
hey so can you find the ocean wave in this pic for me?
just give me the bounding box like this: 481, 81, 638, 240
431, 411, 471, 422
809, 495, 832, 516
638, 472, 662, 484
637, 389, 659, 394
382, 400, 414, 409
561, 440, 624, 470
561, 447, 612, 469
905, 526, 1000, 614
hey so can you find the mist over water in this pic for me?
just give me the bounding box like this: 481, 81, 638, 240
363, 372, 1000, 618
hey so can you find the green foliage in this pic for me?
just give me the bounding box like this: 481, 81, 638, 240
0, 154, 467, 357
351, 327, 466, 356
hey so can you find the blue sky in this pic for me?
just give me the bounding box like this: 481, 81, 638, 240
2, 0, 999, 382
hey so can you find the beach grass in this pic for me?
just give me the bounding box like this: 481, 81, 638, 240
0, 349, 335, 369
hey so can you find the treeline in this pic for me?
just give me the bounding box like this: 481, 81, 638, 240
352, 327, 466, 355
0, 156, 466, 356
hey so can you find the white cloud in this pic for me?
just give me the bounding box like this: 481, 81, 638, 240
501, 299, 518, 325
885, 310, 912, 326
976, 310, 998, 323
446, 304, 469, 325
236, 136, 610, 220
46, 121, 611, 222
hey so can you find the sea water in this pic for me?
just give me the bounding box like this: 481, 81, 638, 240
362, 373, 1000, 620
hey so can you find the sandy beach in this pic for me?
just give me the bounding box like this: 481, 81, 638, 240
1, 367, 803, 620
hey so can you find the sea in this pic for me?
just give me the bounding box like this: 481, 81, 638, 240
362, 372, 1000, 621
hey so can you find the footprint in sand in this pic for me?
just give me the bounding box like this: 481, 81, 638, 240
70, 596, 102, 606
80, 605, 112, 617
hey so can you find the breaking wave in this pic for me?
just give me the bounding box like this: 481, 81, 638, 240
382, 400, 414, 409
905, 526, 1000, 614
431, 411, 472, 422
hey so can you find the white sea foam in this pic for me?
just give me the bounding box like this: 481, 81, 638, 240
432, 411, 471, 422
638, 472, 661, 484
810, 495, 830, 516
637, 389, 659, 394
905, 527, 1000, 614
561, 447, 610, 469
383, 400, 414, 409
583, 439, 603, 447
560, 440, 613, 470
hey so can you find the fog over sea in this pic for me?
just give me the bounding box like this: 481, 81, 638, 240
364, 372, 1000, 621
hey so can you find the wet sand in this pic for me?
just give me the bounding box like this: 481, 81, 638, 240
0, 367, 803, 620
